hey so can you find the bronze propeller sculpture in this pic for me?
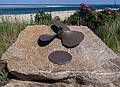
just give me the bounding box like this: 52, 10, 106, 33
38, 22, 84, 48
38, 22, 84, 64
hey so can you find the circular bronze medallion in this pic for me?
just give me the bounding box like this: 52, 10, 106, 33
48, 51, 72, 65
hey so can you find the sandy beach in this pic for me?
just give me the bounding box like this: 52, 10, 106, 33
0, 10, 76, 22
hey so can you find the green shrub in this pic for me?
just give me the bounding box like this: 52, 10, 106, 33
35, 11, 52, 25
64, 3, 114, 31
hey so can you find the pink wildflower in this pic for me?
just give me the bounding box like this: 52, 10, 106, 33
105, 8, 112, 14
84, 6, 91, 11
80, 3, 91, 11
80, 3, 85, 7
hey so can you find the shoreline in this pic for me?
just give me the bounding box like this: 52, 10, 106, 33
0, 8, 119, 23
0, 10, 76, 22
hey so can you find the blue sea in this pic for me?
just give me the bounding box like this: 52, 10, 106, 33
0, 4, 120, 14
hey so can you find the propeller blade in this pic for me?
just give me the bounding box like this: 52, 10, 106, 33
61, 31, 84, 48
39, 34, 56, 42
51, 24, 60, 33
51, 22, 70, 33
55, 22, 70, 31
38, 34, 56, 46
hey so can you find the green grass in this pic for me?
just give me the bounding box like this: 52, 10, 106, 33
97, 12, 120, 52
0, 20, 28, 56
0, 69, 7, 81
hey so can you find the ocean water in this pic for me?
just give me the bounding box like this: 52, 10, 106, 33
0, 4, 120, 14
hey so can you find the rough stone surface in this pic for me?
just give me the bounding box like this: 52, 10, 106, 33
3, 79, 120, 87
3, 79, 50, 87
1, 25, 120, 84
2, 79, 90, 87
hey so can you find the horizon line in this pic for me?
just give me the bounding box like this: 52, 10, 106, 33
0, 3, 120, 5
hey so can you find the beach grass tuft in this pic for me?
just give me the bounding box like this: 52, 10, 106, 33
97, 11, 120, 52
0, 20, 28, 55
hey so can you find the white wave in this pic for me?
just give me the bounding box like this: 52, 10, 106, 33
45, 5, 67, 7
